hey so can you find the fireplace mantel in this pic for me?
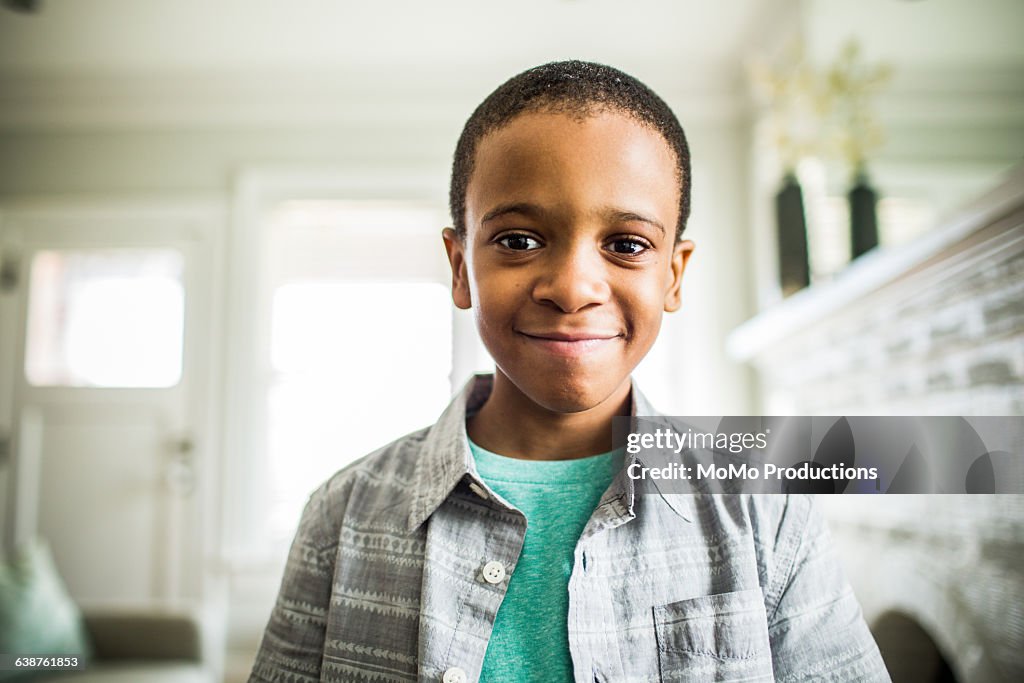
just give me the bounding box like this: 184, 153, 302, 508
726, 163, 1023, 417
728, 163, 1024, 363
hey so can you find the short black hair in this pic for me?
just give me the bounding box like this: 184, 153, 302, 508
449, 59, 691, 242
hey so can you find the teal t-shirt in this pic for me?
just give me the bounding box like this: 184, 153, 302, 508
468, 437, 624, 683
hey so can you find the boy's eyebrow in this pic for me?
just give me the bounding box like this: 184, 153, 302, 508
608, 209, 666, 237
481, 202, 666, 237
481, 202, 546, 224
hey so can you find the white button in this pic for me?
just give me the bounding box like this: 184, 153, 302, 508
468, 481, 489, 500
481, 560, 506, 584
442, 666, 468, 683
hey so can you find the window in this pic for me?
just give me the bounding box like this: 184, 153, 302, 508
24, 249, 185, 388
261, 201, 458, 542
266, 281, 452, 538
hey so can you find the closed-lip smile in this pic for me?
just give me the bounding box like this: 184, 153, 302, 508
520, 330, 620, 341
517, 329, 622, 357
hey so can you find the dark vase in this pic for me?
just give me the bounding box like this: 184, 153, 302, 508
775, 172, 810, 297
849, 168, 879, 259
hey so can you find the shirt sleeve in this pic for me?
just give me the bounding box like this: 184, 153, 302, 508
765, 494, 892, 682
248, 487, 337, 683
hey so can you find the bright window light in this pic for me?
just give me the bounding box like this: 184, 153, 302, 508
266, 281, 452, 541
24, 249, 185, 388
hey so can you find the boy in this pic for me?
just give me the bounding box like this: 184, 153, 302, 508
249, 60, 889, 683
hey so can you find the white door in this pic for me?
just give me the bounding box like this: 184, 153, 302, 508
0, 201, 220, 608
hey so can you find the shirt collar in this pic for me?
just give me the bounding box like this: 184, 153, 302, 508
407, 372, 693, 532
407, 374, 489, 532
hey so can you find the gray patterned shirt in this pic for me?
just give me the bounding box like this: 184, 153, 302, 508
249, 374, 890, 682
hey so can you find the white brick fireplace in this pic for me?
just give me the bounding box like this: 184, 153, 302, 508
729, 165, 1024, 682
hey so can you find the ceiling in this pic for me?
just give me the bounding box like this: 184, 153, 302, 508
0, 1, 771, 79
3, 0, 1022, 74
0, 0, 1020, 129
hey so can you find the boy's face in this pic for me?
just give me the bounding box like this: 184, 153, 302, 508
444, 109, 694, 414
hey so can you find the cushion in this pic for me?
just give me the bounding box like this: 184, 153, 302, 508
0, 537, 93, 681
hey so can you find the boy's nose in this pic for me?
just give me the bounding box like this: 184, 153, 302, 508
531, 244, 611, 313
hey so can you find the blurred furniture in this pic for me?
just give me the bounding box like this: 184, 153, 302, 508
34, 608, 215, 683
1, 536, 222, 683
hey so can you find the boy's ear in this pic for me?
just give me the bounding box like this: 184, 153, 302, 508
442, 228, 472, 310
664, 239, 695, 313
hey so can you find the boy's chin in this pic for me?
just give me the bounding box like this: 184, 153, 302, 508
510, 373, 631, 416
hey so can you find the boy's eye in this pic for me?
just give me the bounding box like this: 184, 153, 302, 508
497, 234, 542, 251
607, 238, 649, 255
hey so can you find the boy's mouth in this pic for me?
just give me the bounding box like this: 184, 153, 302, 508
517, 330, 623, 358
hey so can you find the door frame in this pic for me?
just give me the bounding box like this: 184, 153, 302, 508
0, 195, 227, 606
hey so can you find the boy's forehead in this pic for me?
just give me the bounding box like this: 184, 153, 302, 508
466, 110, 679, 230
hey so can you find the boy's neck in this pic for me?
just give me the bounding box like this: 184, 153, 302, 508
467, 371, 632, 461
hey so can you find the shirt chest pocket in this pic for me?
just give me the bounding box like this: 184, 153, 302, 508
652, 588, 775, 682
